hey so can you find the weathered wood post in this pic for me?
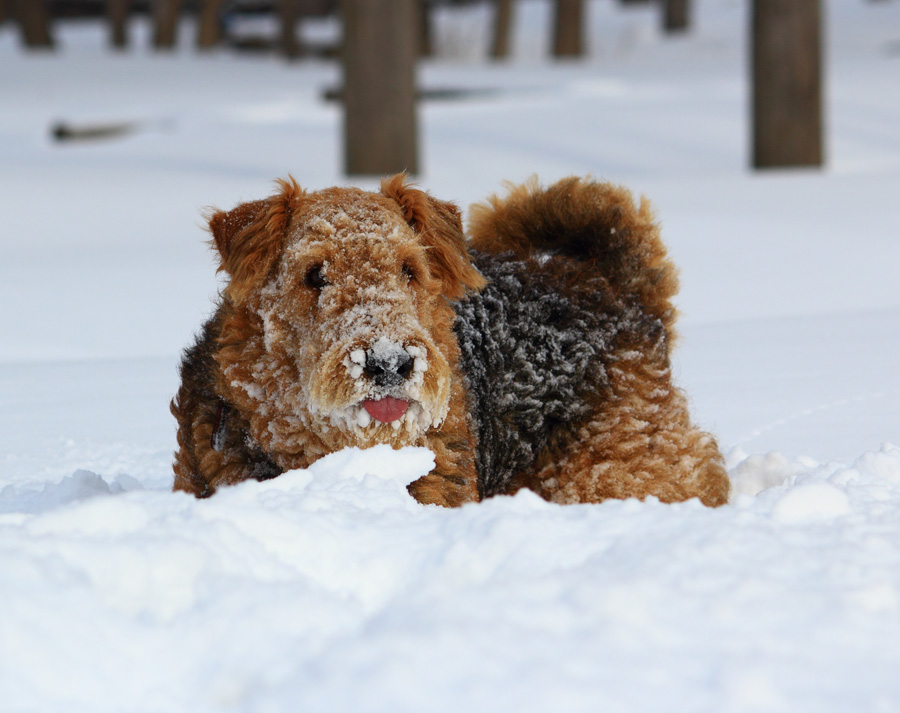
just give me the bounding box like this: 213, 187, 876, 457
663, 0, 689, 32
11, 0, 54, 48
154, 0, 184, 49
491, 0, 514, 59
752, 0, 824, 168
553, 0, 584, 58
108, 0, 130, 48
417, 0, 434, 57
278, 0, 302, 58
342, 0, 419, 176
196, 0, 224, 49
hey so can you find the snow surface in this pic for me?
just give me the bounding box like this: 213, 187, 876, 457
1, 1, 899, 711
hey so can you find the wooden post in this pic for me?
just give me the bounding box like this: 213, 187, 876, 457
342, 0, 419, 176
279, 0, 302, 57
197, 0, 224, 49
417, 0, 433, 58
752, 0, 824, 168
491, 0, 514, 59
108, 0, 129, 48
663, 0, 689, 32
553, 0, 584, 58
154, 0, 184, 49
11, 0, 54, 48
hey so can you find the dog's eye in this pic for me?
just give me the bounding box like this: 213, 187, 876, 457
305, 265, 330, 290
402, 263, 416, 284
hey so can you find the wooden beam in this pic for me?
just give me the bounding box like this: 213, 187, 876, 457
11, 0, 54, 48
342, 0, 419, 176
108, 0, 129, 48
491, 0, 514, 59
663, 0, 689, 33
278, 0, 302, 58
153, 0, 184, 49
196, 0, 224, 49
417, 0, 433, 58
553, 0, 584, 58
752, 0, 824, 168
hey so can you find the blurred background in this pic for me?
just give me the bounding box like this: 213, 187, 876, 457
4, 7, 900, 711
0, 0, 898, 486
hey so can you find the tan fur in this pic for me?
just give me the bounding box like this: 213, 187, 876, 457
468, 176, 681, 340
510, 341, 728, 507
468, 176, 728, 506
173, 175, 481, 505
172, 174, 729, 508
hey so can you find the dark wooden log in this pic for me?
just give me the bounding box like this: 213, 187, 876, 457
108, 0, 129, 48
752, 0, 824, 168
553, 0, 584, 58
12, 0, 54, 48
417, 0, 433, 58
663, 0, 689, 32
342, 0, 419, 176
491, 0, 514, 59
196, 0, 224, 49
278, 0, 301, 57
153, 0, 184, 49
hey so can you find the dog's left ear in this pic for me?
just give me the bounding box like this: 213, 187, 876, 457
208, 177, 303, 302
381, 174, 486, 299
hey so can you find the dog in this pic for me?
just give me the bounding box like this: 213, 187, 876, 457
171, 175, 730, 507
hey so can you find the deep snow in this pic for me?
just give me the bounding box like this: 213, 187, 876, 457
1, 0, 899, 711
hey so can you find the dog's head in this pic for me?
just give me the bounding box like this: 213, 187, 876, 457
209, 175, 484, 457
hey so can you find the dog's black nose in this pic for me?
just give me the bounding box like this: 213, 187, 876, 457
364, 349, 414, 387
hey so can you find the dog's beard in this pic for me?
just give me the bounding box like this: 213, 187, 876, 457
236, 280, 453, 455
304, 338, 451, 446
323, 400, 443, 440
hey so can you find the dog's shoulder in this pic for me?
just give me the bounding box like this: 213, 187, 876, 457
177, 307, 224, 400
452, 250, 665, 497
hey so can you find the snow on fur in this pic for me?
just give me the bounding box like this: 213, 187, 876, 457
2, 0, 900, 712
3, 445, 900, 713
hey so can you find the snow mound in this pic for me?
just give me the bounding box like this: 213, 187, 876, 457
0, 468, 143, 515
3, 444, 900, 712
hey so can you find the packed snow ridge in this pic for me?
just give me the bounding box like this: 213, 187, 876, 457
3, 444, 900, 712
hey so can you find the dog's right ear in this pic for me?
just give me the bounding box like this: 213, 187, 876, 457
208, 177, 303, 302
381, 174, 486, 299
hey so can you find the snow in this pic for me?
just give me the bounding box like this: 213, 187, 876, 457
1, 1, 899, 711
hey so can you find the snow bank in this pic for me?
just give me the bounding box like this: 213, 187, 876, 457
3, 444, 900, 712
1, 0, 899, 710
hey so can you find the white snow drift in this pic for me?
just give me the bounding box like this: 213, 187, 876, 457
1, 0, 899, 711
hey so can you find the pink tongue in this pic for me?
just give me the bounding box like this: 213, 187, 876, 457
362, 396, 409, 424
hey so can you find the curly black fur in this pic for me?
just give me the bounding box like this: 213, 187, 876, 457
173, 313, 282, 495
454, 251, 666, 498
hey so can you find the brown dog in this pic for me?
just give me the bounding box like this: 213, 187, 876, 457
171, 175, 729, 507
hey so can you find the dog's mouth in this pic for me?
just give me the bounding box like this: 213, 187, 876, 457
361, 396, 409, 424
325, 395, 442, 436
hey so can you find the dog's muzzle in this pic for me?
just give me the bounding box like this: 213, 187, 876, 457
336, 337, 440, 432
364, 348, 414, 387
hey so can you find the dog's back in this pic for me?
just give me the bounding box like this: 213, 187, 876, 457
454, 250, 664, 498
460, 178, 729, 506
467, 176, 679, 340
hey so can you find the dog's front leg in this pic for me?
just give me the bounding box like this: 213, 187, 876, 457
407, 468, 478, 507
407, 427, 480, 507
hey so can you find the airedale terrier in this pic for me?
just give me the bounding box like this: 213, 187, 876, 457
171, 175, 730, 507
